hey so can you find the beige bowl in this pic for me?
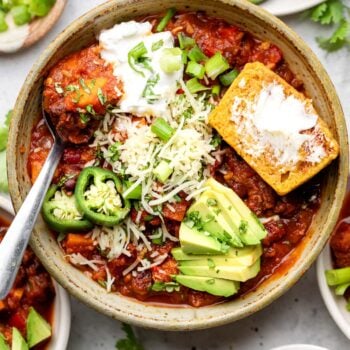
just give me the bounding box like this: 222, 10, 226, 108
7, 0, 349, 330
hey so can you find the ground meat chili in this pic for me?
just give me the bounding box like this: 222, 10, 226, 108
27, 11, 321, 307
0, 216, 55, 348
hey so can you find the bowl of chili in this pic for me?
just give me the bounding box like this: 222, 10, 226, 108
0, 196, 71, 349
6, 0, 349, 330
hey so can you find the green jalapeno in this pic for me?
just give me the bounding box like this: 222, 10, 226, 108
75, 167, 130, 226
42, 185, 93, 233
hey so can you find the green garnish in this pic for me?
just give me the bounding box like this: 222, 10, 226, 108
219, 69, 239, 86
211, 85, 221, 96
185, 78, 210, 94
151, 117, 174, 142
156, 7, 176, 32
97, 88, 107, 105
128, 41, 152, 77
11, 5, 31, 26
0, 151, 8, 193
151, 39, 164, 51
0, 10, 8, 32
205, 52, 230, 80
308, 0, 350, 52
188, 45, 208, 63
186, 61, 205, 79
142, 74, 160, 103
29, 0, 56, 17
151, 281, 180, 292
116, 323, 144, 350
66, 84, 79, 92
79, 78, 91, 94
325, 267, 350, 286
79, 113, 90, 124
108, 141, 121, 162
86, 104, 96, 115
178, 32, 195, 49
159, 48, 183, 73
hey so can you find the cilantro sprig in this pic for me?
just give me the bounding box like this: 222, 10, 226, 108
116, 323, 144, 350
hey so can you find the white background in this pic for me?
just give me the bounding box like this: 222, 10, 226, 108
0, 1, 350, 349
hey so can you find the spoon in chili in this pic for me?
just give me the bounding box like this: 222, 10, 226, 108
0, 107, 65, 299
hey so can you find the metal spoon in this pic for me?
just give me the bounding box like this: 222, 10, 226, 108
0, 109, 65, 299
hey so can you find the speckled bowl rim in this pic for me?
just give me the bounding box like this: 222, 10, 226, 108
7, 0, 349, 330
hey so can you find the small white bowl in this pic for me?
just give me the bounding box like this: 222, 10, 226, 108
0, 195, 71, 350
317, 244, 350, 340
271, 345, 328, 350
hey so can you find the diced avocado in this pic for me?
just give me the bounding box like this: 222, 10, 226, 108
27, 307, 52, 348
12, 328, 28, 350
179, 223, 227, 255
175, 275, 239, 297
204, 189, 261, 245
179, 259, 261, 282
187, 193, 243, 247
172, 245, 262, 266
0, 334, 9, 350
205, 178, 267, 241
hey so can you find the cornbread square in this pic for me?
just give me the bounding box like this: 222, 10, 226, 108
209, 62, 339, 196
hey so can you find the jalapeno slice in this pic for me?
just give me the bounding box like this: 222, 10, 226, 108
75, 167, 130, 226
42, 185, 93, 233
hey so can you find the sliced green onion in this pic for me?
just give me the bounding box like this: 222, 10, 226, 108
128, 41, 148, 77
156, 7, 176, 32
325, 267, 350, 286
335, 282, 350, 296
178, 32, 195, 49
186, 78, 210, 94
0, 10, 8, 32
188, 45, 208, 63
181, 51, 188, 65
151, 117, 174, 142
151, 39, 164, 51
29, 0, 55, 17
153, 160, 173, 183
11, 5, 31, 25
219, 69, 239, 86
212, 85, 221, 96
205, 52, 230, 80
186, 61, 205, 79
123, 181, 142, 200
159, 48, 183, 73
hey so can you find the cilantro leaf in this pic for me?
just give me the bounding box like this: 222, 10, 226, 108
0, 110, 12, 152
116, 323, 144, 350
0, 151, 8, 193
310, 3, 328, 22
317, 19, 350, 51
310, 0, 345, 25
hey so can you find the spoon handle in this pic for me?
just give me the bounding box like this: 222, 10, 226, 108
0, 141, 64, 299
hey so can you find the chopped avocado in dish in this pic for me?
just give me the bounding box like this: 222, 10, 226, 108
27, 307, 52, 348
12, 328, 28, 350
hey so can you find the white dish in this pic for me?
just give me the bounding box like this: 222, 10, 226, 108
0, 195, 71, 350
271, 345, 328, 350
317, 244, 350, 340
261, 0, 324, 17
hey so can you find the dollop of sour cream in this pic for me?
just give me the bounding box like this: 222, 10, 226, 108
0, 14, 29, 53
99, 21, 184, 117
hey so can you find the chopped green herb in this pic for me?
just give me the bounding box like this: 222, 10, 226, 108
97, 87, 107, 105
142, 74, 160, 103
108, 141, 121, 162
188, 45, 208, 63
79, 78, 91, 94
151, 281, 180, 292
178, 32, 195, 49
128, 41, 152, 77
66, 84, 79, 92
239, 220, 248, 235
210, 134, 222, 148
86, 104, 96, 115
185, 211, 204, 231
79, 113, 90, 124
116, 323, 144, 350
151, 39, 164, 51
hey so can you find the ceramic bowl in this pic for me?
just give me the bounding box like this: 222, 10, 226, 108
0, 195, 71, 349
317, 245, 350, 340
7, 0, 349, 330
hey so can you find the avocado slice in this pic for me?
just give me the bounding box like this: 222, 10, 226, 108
179, 259, 261, 282
12, 328, 28, 350
204, 189, 261, 245
172, 245, 262, 266
0, 334, 9, 350
27, 307, 52, 348
205, 178, 267, 241
175, 275, 239, 297
187, 193, 244, 247
179, 222, 227, 255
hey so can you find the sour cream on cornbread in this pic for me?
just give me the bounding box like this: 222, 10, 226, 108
99, 21, 183, 117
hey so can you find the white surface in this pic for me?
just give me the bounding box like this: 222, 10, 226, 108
262, 0, 324, 16
1, 1, 350, 349
271, 346, 328, 350
317, 245, 350, 340
0, 196, 71, 350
